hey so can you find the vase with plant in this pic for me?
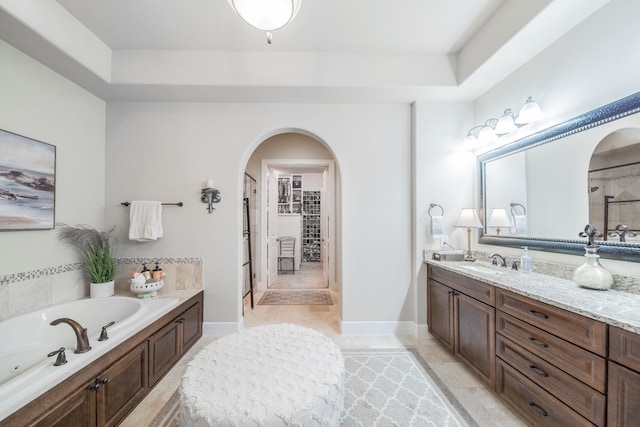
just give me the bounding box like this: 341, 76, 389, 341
58, 224, 116, 298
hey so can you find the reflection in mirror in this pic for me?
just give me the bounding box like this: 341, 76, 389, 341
478, 91, 640, 261
588, 129, 640, 243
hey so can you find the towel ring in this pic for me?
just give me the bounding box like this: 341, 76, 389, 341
510, 202, 526, 216
428, 203, 444, 218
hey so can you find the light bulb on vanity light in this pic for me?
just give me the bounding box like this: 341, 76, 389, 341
515, 96, 545, 125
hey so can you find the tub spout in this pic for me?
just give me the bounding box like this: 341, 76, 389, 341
50, 318, 92, 354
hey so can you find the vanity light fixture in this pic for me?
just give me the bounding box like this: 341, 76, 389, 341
494, 109, 518, 135
464, 96, 544, 145
454, 208, 484, 262
515, 96, 545, 125
227, 0, 302, 44
488, 208, 512, 235
201, 179, 221, 213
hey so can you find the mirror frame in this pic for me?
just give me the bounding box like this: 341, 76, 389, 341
478, 91, 640, 262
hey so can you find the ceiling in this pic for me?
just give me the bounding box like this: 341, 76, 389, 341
0, 0, 610, 103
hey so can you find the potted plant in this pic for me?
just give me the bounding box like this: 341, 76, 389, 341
57, 224, 116, 298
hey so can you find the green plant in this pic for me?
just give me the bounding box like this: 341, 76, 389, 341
57, 224, 115, 283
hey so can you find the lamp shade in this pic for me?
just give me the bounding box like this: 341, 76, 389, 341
454, 208, 484, 228
494, 109, 517, 135
228, 0, 302, 31
488, 208, 512, 227
515, 96, 544, 125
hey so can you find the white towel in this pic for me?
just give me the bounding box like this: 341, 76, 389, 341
512, 214, 528, 236
431, 216, 445, 237
129, 201, 163, 241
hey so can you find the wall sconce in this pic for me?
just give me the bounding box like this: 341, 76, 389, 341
464, 96, 544, 145
201, 179, 221, 213
454, 208, 484, 262
488, 208, 512, 235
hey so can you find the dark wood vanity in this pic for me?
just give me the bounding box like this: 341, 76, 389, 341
0, 291, 203, 427
427, 264, 640, 427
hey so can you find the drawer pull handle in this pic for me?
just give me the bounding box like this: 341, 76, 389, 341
529, 364, 548, 377
528, 402, 548, 417
528, 337, 548, 348
529, 310, 549, 319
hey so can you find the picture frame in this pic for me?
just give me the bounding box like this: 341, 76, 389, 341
0, 129, 56, 230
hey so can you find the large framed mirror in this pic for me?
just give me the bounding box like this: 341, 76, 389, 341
478, 92, 640, 262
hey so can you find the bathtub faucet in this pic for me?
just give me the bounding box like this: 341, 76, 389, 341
50, 318, 92, 354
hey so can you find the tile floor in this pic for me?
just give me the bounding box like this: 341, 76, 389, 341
122, 264, 527, 426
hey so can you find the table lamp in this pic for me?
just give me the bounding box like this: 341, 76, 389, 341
454, 208, 484, 261
488, 208, 511, 236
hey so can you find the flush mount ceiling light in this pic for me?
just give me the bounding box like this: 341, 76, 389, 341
464, 96, 544, 145
227, 0, 302, 44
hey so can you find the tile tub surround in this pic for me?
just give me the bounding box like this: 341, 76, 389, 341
0, 258, 203, 321
425, 257, 640, 335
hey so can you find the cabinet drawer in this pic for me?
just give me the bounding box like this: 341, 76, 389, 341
428, 265, 495, 306
497, 335, 605, 426
609, 326, 640, 373
496, 289, 606, 356
497, 311, 606, 393
496, 359, 595, 427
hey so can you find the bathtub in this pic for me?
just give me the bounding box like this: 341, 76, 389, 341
0, 295, 180, 421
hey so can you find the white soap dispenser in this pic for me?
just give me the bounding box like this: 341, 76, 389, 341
521, 247, 532, 273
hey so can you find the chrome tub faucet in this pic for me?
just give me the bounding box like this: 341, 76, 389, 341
50, 318, 92, 353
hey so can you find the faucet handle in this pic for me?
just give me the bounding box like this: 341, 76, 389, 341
98, 321, 115, 341
47, 347, 67, 366
511, 260, 519, 271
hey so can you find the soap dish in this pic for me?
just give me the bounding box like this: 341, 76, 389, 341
130, 278, 164, 298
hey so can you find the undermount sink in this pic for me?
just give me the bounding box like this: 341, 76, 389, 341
458, 264, 507, 275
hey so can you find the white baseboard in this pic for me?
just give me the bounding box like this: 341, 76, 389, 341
340, 321, 418, 336
202, 321, 241, 336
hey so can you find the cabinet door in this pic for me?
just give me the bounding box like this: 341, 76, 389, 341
148, 316, 181, 386
427, 279, 453, 352
454, 292, 495, 388
97, 341, 148, 427
608, 361, 640, 426
181, 301, 203, 352
33, 382, 96, 427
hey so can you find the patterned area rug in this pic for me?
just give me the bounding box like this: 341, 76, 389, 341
152, 348, 477, 427
258, 290, 333, 305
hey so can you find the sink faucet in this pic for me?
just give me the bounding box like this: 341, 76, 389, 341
50, 318, 92, 354
489, 253, 507, 268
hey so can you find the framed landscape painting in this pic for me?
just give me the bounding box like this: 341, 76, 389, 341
0, 129, 56, 230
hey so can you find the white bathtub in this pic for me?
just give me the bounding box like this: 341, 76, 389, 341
0, 295, 180, 421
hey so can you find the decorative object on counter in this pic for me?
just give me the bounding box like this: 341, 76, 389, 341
128, 201, 163, 241
428, 203, 445, 238
201, 178, 221, 213
57, 223, 115, 298
487, 208, 511, 236
130, 270, 164, 298
608, 224, 637, 242
454, 208, 483, 262
432, 250, 465, 262
152, 262, 163, 280
573, 225, 613, 290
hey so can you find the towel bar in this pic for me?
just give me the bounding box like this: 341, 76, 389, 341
121, 202, 183, 207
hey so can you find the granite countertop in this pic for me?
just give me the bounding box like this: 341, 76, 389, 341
425, 258, 640, 335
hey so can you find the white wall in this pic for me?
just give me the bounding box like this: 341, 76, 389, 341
473, 0, 640, 276
106, 103, 412, 329
0, 39, 106, 276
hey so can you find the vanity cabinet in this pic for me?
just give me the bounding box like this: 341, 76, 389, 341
2, 292, 203, 427
608, 326, 640, 426
427, 265, 496, 387
495, 289, 606, 427
149, 298, 202, 386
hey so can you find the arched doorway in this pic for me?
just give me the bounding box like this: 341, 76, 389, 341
242, 132, 340, 330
